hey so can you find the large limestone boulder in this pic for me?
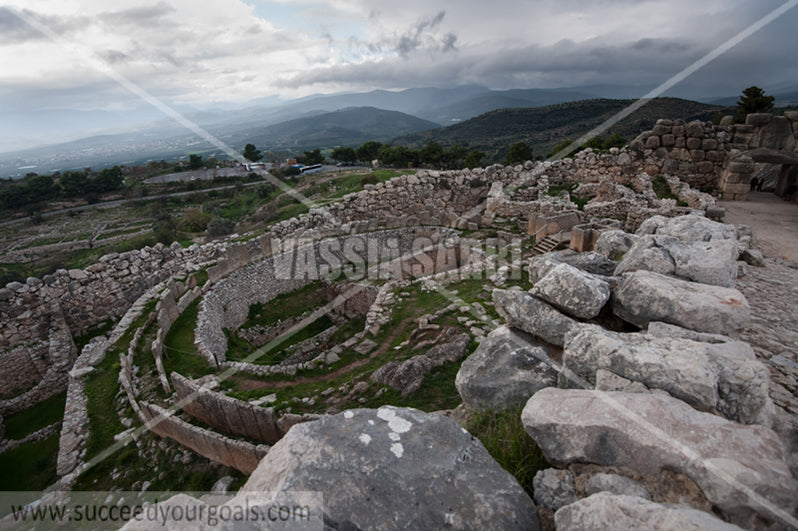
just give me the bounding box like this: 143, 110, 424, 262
616, 215, 740, 287
615, 234, 739, 288
522, 389, 797, 528
243, 406, 540, 530
528, 250, 616, 282
555, 493, 744, 531
637, 214, 737, 242
561, 324, 774, 425
612, 270, 750, 335
493, 289, 577, 346
530, 263, 611, 320
456, 326, 557, 411
594, 230, 638, 261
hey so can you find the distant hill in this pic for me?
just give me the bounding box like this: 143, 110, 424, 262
418, 89, 594, 124
395, 97, 731, 160
0, 107, 439, 177
239, 107, 439, 149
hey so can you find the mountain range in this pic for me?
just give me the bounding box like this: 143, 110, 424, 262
2, 84, 796, 178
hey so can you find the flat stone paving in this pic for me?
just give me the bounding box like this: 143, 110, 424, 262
735, 260, 798, 418
720, 191, 798, 261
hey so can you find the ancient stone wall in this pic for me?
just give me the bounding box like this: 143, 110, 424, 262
138, 401, 268, 474
171, 373, 313, 444
0, 242, 220, 349
630, 112, 798, 200
0, 311, 77, 416
196, 227, 453, 365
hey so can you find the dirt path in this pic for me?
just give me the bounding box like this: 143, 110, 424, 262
719, 192, 798, 262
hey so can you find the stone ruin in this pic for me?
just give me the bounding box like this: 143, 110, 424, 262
1, 113, 797, 529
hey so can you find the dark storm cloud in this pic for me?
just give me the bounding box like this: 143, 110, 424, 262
98, 2, 176, 27
274, 36, 703, 90
0, 7, 90, 44
355, 10, 458, 58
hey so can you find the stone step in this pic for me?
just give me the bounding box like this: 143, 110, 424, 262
532, 237, 560, 255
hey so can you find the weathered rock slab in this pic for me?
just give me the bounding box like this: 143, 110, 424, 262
522, 388, 797, 527
594, 230, 639, 261
493, 289, 577, 346
455, 326, 557, 411
584, 473, 651, 500
612, 270, 750, 335
555, 493, 744, 531
530, 263, 610, 320
244, 406, 540, 530
533, 468, 578, 511
561, 324, 773, 425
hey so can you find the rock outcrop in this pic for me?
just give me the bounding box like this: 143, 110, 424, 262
371, 333, 470, 396
614, 215, 739, 288
530, 262, 611, 320
492, 289, 577, 347
522, 388, 797, 527
612, 270, 750, 334
243, 406, 540, 530
560, 324, 774, 425
555, 493, 744, 531
455, 326, 558, 411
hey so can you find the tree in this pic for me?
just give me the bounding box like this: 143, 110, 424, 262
243, 143, 262, 162
465, 150, 486, 170
93, 166, 124, 192
206, 216, 236, 237
59, 171, 90, 197
356, 141, 382, 163
189, 154, 203, 169
504, 142, 533, 166
301, 149, 324, 165
736, 86, 775, 122
420, 141, 444, 167
331, 146, 357, 165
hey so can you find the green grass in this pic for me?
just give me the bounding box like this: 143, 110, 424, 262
162, 299, 215, 378
245, 281, 326, 328
651, 176, 677, 200
192, 268, 209, 287
0, 434, 60, 491
3, 392, 66, 440
83, 351, 126, 460
72, 431, 246, 493
73, 318, 114, 352
466, 408, 548, 498
228, 315, 336, 365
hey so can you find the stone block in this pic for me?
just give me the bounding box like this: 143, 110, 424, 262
686, 137, 702, 150
685, 120, 705, 138
706, 150, 725, 162
745, 113, 772, 127
701, 138, 718, 150
645, 136, 661, 149
697, 161, 715, 173
652, 124, 672, 136
671, 125, 685, 136
690, 149, 706, 161
661, 134, 676, 147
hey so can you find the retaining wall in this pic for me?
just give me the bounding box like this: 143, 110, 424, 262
139, 401, 268, 474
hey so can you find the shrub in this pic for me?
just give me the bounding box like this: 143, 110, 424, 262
180, 208, 212, 232
360, 174, 379, 186
206, 216, 235, 237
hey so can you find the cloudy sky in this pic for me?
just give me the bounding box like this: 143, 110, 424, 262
1, 0, 796, 148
